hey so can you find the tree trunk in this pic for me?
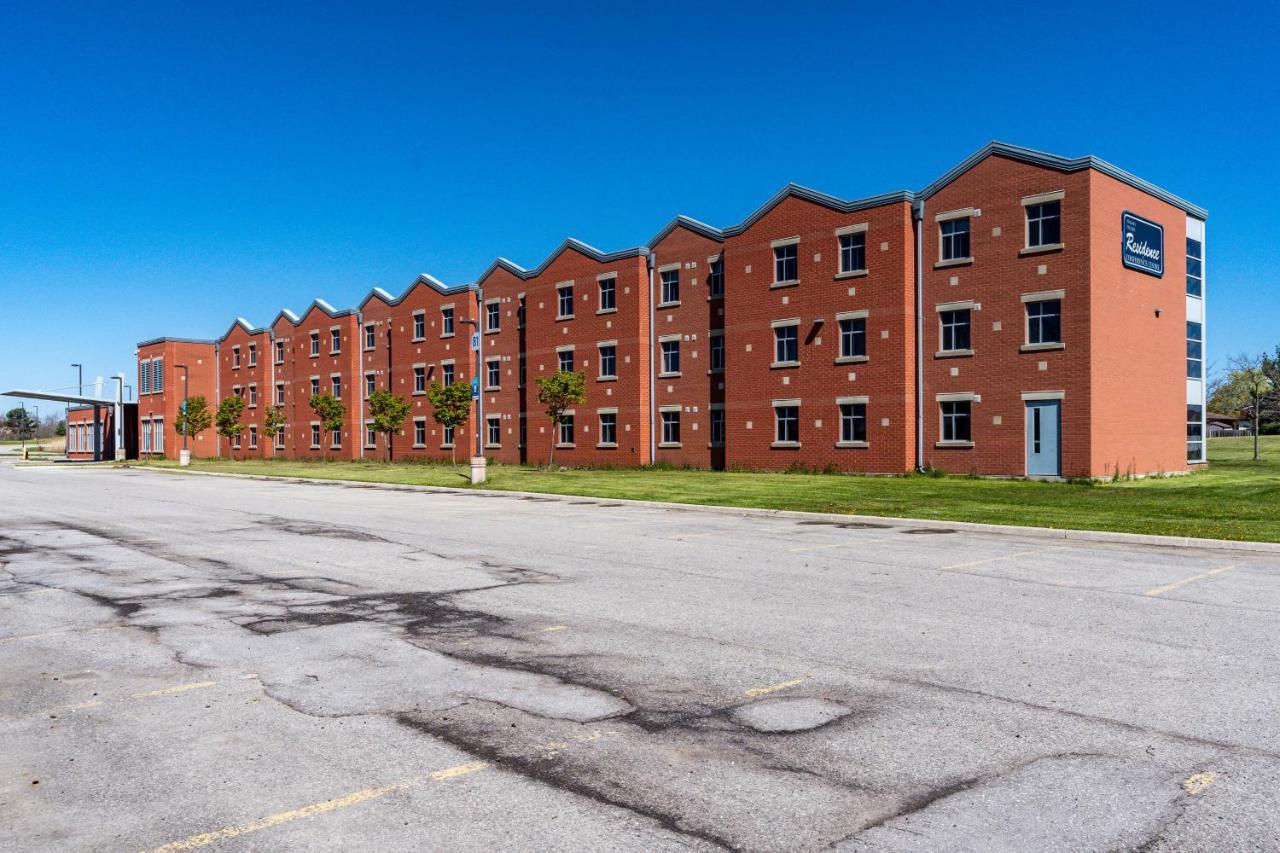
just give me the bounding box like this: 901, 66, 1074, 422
1254, 399, 1261, 461
548, 419, 556, 469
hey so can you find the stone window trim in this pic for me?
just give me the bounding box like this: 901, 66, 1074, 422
770, 235, 801, 248
1020, 390, 1065, 401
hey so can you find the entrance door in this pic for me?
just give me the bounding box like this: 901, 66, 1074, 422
1025, 400, 1060, 477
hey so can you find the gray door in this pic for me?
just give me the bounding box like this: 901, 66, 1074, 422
1026, 400, 1060, 477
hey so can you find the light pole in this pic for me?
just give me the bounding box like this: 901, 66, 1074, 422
69, 364, 81, 459
32, 405, 39, 448
458, 287, 486, 484
175, 363, 190, 466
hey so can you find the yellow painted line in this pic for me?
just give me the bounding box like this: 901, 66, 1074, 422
147, 761, 489, 852
541, 625, 568, 633
1145, 565, 1236, 598
744, 677, 804, 698
941, 549, 1041, 571
1183, 771, 1216, 796
129, 680, 221, 699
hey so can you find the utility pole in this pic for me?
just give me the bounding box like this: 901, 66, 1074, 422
70, 363, 82, 460
176, 363, 190, 466
459, 287, 486, 484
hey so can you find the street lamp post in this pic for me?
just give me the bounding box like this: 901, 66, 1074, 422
69, 363, 82, 460
175, 363, 190, 466
458, 287, 486, 484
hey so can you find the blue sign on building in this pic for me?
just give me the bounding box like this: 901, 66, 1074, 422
470, 375, 480, 400
1122, 211, 1164, 277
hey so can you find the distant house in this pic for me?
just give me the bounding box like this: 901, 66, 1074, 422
1207, 412, 1249, 436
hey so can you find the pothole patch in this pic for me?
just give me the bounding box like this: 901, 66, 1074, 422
731, 697, 852, 733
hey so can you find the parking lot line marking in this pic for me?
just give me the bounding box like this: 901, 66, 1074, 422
1145, 565, 1237, 598
147, 760, 491, 851
129, 680, 221, 699
542, 625, 568, 632
0, 624, 125, 645
941, 549, 1041, 571
1182, 771, 1217, 796
0, 699, 104, 722
745, 677, 804, 698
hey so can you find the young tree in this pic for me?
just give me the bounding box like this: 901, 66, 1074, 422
368, 389, 411, 461
308, 393, 346, 462
174, 395, 213, 450
261, 404, 287, 457
535, 370, 585, 468
215, 395, 246, 457
1217, 353, 1276, 461
5, 407, 37, 438
426, 380, 471, 465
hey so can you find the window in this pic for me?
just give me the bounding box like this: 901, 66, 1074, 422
365, 373, 376, 397
710, 408, 725, 446
310, 332, 320, 357
1187, 404, 1204, 463
1026, 201, 1061, 248
557, 414, 575, 446
839, 317, 866, 359
274, 427, 285, 450
940, 217, 971, 261
1187, 238, 1203, 297
598, 276, 616, 312
330, 328, 341, 354
941, 400, 972, 443
248, 344, 257, 366
248, 385, 258, 408
839, 232, 866, 273
443, 424, 454, 447
486, 301, 500, 332
413, 365, 426, 394
660, 339, 681, 376
276, 383, 285, 405
365, 423, 376, 448
486, 416, 501, 447
140, 361, 151, 395
598, 344, 616, 379
331, 376, 341, 399
141, 420, 151, 454
154, 420, 164, 452
660, 409, 681, 446
364, 324, 375, 350
249, 426, 258, 449
517, 296, 526, 328
414, 419, 426, 447
331, 428, 341, 449
1187, 321, 1203, 379
486, 358, 501, 390
773, 324, 799, 365
275, 341, 284, 364
310, 377, 321, 397
518, 353, 527, 386
598, 412, 617, 446
558, 349, 575, 373
232, 430, 241, 450
709, 333, 725, 373
708, 257, 724, 298
413, 312, 425, 340
232, 346, 241, 369
774, 404, 799, 445
519, 415, 527, 447
311, 424, 321, 447
940, 309, 971, 353
773, 243, 798, 283
1026, 299, 1062, 345
839, 402, 867, 444
153, 358, 163, 392
442, 363, 455, 386
441, 307, 455, 336
233, 385, 243, 399
557, 284, 574, 319
660, 268, 680, 305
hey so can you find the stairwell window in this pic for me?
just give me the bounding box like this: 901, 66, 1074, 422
709, 407, 725, 446
707, 257, 724, 299
1187, 322, 1203, 379
709, 332, 725, 373
1186, 238, 1203, 297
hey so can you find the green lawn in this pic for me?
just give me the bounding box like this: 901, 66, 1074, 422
125, 436, 1280, 543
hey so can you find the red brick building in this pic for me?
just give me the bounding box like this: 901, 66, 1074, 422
137, 143, 1207, 478
136, 337, 218, 459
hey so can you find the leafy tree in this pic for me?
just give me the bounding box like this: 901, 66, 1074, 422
174, 395, 213, 447
1215, 353, 1276, 461
55, 419, 66, 437
368, 389, 411, 461
215, 395, 247, 456
261, 405, 287, 455
308, 393, 346, 461
426, 380, 471, 465
535, 370, 585, 468
5, 407, 36, 438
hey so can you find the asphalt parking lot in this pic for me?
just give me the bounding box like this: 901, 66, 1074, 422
2, 460, 1279, 851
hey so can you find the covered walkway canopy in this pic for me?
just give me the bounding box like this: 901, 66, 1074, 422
3, 386, 127, 461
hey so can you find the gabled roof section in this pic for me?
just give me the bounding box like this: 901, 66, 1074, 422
922, 141, 1207, 219
648, 215, 725, 247
357, 273, 476, 309
217, 317, 267, 342
476, 238, 650, 285
724, 185, 917, 236
270, 299, 357, 328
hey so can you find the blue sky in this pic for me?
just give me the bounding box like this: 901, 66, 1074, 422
2, 1, 1277, 411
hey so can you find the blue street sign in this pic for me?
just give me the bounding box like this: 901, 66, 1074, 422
470, 376, 480, 400
1122, 211, 1164, 277
471, 332, 481, 351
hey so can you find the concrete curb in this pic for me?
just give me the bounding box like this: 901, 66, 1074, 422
127, 464, 1280, 555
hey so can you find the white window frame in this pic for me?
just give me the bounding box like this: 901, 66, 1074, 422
771, 319, 801, 367
1022, 190, 1065, 252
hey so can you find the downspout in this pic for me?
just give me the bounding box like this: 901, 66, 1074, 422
268, 330, 275, 459
475, 286, 485, 460
357, 311, 365, 461
913, 198, 925, 473
647, 252, 656, 465
214, 341, 222, 458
